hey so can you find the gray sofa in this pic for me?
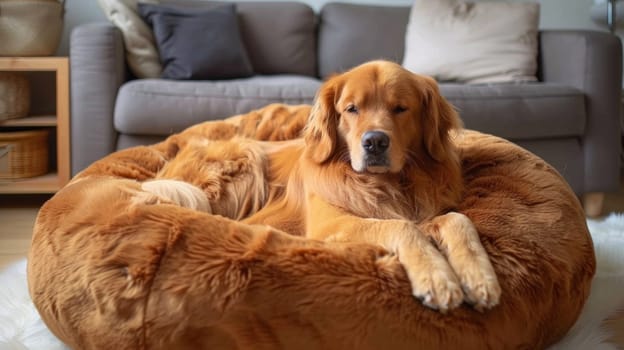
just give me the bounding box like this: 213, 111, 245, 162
70, 2, 622, 209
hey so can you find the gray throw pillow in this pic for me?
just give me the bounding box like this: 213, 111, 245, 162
138, 3, 253, 80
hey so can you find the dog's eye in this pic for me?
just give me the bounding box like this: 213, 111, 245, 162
346, 105, 359, 114
393, 106, 407, 114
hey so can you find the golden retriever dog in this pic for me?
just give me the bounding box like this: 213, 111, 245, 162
145, 60, 501, 312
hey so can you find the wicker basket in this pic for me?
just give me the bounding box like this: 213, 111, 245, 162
0, 72, 30, 120
0, 129, 48, 179
0, 0, 65, 56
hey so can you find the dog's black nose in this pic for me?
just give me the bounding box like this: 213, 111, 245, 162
361, 131, 389, 155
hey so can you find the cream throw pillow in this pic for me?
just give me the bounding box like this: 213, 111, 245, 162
402, 0, 540, 84
98, 0, 162, 78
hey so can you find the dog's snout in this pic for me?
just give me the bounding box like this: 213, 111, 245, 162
362, 131, 389, 155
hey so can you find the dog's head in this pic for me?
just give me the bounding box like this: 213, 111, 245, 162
304, 60, 461, 174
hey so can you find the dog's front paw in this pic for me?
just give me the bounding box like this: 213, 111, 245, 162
399, 248, 464, 312
409, 268, 464, 312
431, 212, 501, 312
454, 257, 501, 312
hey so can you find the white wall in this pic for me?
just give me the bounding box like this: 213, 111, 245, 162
57, 0, 106, 55
58, 0, 617, 55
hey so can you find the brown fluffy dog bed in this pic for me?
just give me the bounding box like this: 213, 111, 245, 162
28, 104, 594, 349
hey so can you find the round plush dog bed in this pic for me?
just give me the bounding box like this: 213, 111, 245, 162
28, 105, 594, 350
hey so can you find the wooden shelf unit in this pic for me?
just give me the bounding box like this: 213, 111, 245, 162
0, 57, 70, 194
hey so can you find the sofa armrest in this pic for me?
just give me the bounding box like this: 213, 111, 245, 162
539, 30, 623, 193
70, 22, 129, 175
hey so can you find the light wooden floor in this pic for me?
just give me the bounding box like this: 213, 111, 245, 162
0, 194, 48, 268
1, 188, 624, 346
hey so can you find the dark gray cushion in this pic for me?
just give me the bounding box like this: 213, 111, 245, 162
157, 0, 317, 77
318, 3, 410, 79
114, 76, 322, 135
441, 83, 586, 140
138, 3, 253, 80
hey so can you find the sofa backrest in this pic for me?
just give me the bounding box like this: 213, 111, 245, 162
148, 1, 410, 79
236, 2, 317, 77
317, 3, 410, 79
159, 1, 317, 77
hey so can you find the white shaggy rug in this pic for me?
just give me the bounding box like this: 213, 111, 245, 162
1, 214, 624, 350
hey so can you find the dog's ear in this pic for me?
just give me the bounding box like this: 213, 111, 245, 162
304, 76, 342, 163
419, 76, 462, 162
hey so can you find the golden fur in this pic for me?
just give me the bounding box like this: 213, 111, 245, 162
27, 61, 595, 349
142, 61, 500, 311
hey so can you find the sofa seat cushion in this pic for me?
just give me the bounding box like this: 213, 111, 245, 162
114, 75, 321, 135
441, 83, 586, 140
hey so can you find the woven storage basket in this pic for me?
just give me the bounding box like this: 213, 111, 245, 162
0, 129, 48, 179
0, 72, 30, 120
0, 0, 65, 56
